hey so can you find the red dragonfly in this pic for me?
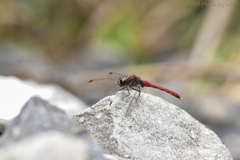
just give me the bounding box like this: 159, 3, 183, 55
88, 72, 182, 114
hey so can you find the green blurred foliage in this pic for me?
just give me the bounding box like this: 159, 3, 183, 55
0, 0, 240, 64
90, 8, 149, 63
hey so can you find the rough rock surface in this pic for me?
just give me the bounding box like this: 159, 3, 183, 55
74, 91, 233, 160
0, 97, 104, 160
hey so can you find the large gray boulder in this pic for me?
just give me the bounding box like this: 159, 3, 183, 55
0, 97, 82, 144
74, 91, 232, 160
0, 97, 104, 160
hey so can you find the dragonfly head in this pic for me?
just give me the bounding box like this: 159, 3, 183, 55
118, 77, 126, 87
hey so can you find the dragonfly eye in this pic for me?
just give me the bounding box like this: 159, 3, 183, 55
118, 78, 124, 86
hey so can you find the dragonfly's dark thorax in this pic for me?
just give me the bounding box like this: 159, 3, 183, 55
133, 75, 144, 87
120, 75, 143, 87
118, 75, 144, 87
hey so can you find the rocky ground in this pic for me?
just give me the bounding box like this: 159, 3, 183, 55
0, 76, 233, 160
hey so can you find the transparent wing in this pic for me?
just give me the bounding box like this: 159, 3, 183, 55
88, 72, 134, 91
107, 72, 129, 81
88, 78, 114, 90
88, 77, 124, 91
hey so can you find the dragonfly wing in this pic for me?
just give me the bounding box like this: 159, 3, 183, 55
88, 72, 133, 91
88, 77, 124, 91
107, 72, 129, 80
88, 78, 113, 90
109, 83, 125, 91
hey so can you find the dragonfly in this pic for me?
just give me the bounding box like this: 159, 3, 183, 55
88, 72, 183, 115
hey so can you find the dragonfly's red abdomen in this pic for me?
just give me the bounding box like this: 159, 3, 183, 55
143, 80, 183, 100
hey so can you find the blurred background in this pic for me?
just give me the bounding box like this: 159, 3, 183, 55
0, 0, 240, 158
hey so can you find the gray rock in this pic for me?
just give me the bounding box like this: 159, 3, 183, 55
0, 131, 91, 160
0, 96, 80, 144
74, 91, 233, 160
0, 75, 88, 120
0, 97, 105, 160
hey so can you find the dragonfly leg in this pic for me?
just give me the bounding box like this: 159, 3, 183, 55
125, 90, 137, 116
115, 86, 131, 99
130, 86, 141, 101
129, 86, 141, 108
118, 86, 127, 91
121, 86, 130, 99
